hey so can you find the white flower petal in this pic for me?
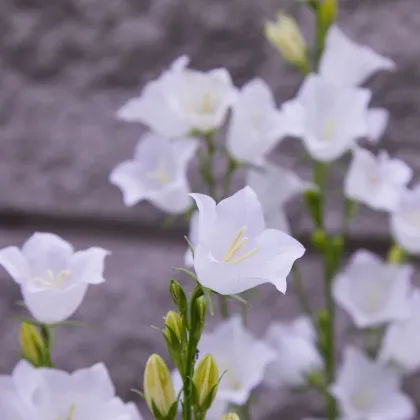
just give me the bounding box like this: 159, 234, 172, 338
189, 193, 217, 243
0, 247, 30, 284
367, 108, 389, 143
69, 247, 110, 285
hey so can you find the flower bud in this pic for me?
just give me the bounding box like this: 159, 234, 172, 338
319, 0, 337, 30
193, 354, 219, 411
220, 414, 240, 420
19, 323, 44, 367
164, 310, 183, 344
191, 296, 206, 344
265, 13, 307, 69
169, 279, 188, 316
387, 244, 406, 265
144, 354, 176, 419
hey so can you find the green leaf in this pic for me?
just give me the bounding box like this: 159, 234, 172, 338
172, 267, 198, 281
229, 294, 251, 307
202, 287, 214, 316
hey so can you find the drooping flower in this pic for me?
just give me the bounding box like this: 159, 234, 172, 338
330, 347, 415, 420
367, 108, 390, 143
246, 163, 311, 233
0, 232, 109, 324
227, 79, 287, 164
319, 25, 396, 88
344, 148, 412, 212
0, 360, 143, 420
332, 249, 412, 328
117, 56, 237, 136
281, 74, 371, 162
379, 290, 420, 374
264, 316, 322, 388
390, 185, 420, 254
191, 186, 305, 295
110, 132, 198, 214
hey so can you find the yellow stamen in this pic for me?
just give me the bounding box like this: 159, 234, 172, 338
230, 245, 260, 265
222, 227, 246, 262
323, 117, 335, 140
222, 227, 259, 264
32, 269, 72, 289
55, 404, 76, 420
145, 159, 171, 186
199, 93, 213, 114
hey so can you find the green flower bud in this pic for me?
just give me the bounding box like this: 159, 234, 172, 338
169, 279, 188, 316
193, 354, 219, 411
191, 296, 206, 344
144, 354, 176, 419
265, 12, 308, 70
387, 244, 406, 265
319, 0, 337, 30
20, 323, 44, 367
220, 414, 240, 420
164, 310, 183, 344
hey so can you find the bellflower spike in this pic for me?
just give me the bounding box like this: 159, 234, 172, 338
264, 317, 323, 388
190, 186, 305, 295
0, 360, 143, 420
367, 108, 390, 143
319, 25, 396, 88
379, 290, 420, 374
246, 163, 310, 233
227, 79, 287, 163
0, 232, 109, 324
330, 347, 415, 420
281, 74, 371, 162
332, 250, 412, 328
390, 185, 420, 254
110, 132, 197, 214
117, 56, 237, 136
344, 148, 412, 212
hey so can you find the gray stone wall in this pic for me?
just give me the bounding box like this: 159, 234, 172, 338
1, 0, 420, 418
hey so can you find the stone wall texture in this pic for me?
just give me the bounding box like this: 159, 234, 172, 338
1, 0, 420, 418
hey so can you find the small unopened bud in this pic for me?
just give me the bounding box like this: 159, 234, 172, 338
319, 0, 337, 30
193, 354, 219, 411
191, 296, 207, 344
169, 279, 187, 316
387, 244, 406, 265
164, 311, 183, 344
20, 323, 43, 366
265, 13, 307, 70
220, 414, 240, 420
144, 354, 176, 419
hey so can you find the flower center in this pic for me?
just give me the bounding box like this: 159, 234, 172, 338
363, 284, 386, 314
55, 404, 76, 420
145, 159, 171, 186
351, 388, 373, 410
323, 117, 335, 141
198, 93, 215, 115
221, 362, 241, 391
31, 269, 72, 289
222, 227, 259, 265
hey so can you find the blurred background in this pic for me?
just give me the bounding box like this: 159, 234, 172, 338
0, 0, 420, 418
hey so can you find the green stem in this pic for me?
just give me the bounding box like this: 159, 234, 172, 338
240, 398, 252, 420
292, 264, 313, 319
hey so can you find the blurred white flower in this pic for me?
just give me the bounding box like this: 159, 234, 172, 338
264, 316, 322, 388
110, 132, 198, 214
0, 233, 109, 324
246, 163, 310, 233
227, 79, 287, 163
330, 347, 415, 420
0, 360, 142, 420
344, 148, 412, 212
390, 185, 420, 254
281, 74, 371, 162
184, 211, 199, 267
379, 290, 420, 374
332, 250, 412, 328
319, 25, 396, 88
367, 108, 390, 144
198, 316, 276, 406
191, 186, 305, 295
117, 56, 237, 136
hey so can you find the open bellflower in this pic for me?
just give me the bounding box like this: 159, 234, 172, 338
264, 316, 322, 388
0, 360, 142, 420
110, 132, 197, 214
190, 186, 305, 295
332, 250, 412, 328
0, 232, 109, 324
330, 347, 415, 420
379, 290, 420, 374
117, 56, 237, 136
246, 163, 311, 233
344, 148, 412, 212
281, 74, 371, 162
227, 78, 287, 164
390, 185, 420, 254
319, 25, 396, 88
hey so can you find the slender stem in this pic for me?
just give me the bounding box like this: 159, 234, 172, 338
240, 398, 252, 420
292, 265, 313, 318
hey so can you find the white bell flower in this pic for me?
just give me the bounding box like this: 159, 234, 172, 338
117, 56, 237, 136
246, 163, 310, 233
379, 290, 420, 374
344, 148, 412, 212
330, 347, 415, 420
0, 232, 109, 324
319, 25, 396, 88
227, 78, 287, 163
264, 316, 323, 388
332, 250, 412, 328
191, 186, 305, 295
367, 108, 389, 144
0, 360, 142, 420
281, 74, 371, 162
110, 132, 198, 214
390, 185, 420, 254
